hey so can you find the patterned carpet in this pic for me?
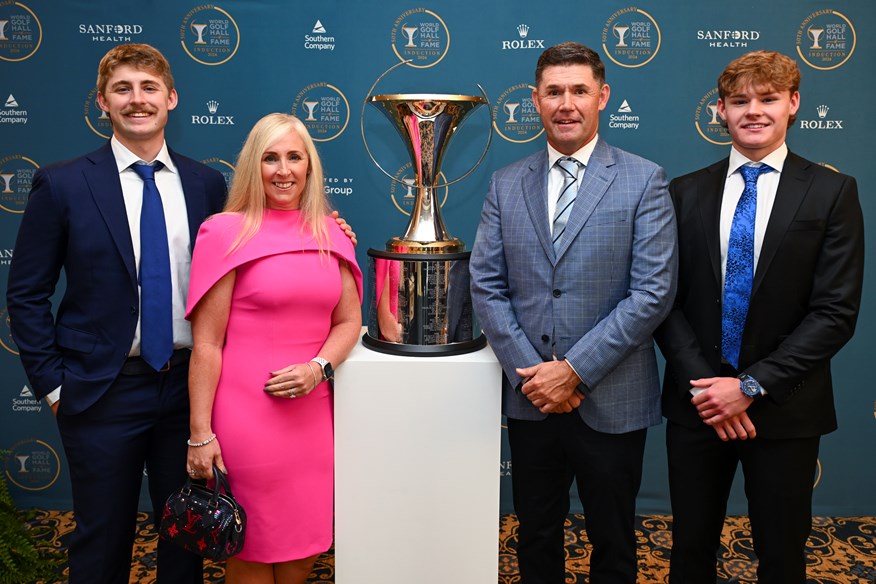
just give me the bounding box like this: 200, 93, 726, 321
24, 511, 876, 583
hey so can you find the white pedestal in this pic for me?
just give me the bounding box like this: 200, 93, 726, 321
334, 337, 503, 584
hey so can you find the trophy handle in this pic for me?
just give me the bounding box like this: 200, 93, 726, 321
360, 63, 493, 190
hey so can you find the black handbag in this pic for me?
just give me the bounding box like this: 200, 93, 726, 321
158, 464, 246, 560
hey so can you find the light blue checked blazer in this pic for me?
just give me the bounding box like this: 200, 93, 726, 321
470, 138, 678, 433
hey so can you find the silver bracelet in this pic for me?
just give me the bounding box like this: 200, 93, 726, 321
187, 433, 217, 447
305, 362, 318, 388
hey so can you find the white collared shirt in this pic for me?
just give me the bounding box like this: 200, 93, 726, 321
719, 143, 788, 286
546, 136, 598, 234
110, 136, 193, 354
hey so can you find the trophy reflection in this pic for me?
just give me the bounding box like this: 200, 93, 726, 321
363, 93, 490, 355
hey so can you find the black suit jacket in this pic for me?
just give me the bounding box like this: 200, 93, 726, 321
656, 151, 864, 439
6, 142, 227, 415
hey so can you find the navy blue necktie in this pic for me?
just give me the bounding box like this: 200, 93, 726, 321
552, 157, 582, 253
722, 163, 773, 369
131, 162, 173, 371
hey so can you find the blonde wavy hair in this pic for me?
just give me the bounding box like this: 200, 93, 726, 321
223, 113, 329, 252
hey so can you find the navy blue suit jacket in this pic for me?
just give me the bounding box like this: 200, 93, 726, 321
7, 142, 227, 415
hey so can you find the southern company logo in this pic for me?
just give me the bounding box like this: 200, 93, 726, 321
304, 19, 335, 51
500, 24, 545, 50
1, 94, 27, 125
799, 104, 843, 130
191, 100, 235, 125
608, 100, 640, 130
12, 385, 41, 413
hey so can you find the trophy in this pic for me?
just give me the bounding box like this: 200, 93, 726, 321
361, 63, 491, 356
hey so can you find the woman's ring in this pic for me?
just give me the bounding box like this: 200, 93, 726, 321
288, 390, 296, 399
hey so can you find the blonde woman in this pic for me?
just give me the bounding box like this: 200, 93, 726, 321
185, 113, 362, 583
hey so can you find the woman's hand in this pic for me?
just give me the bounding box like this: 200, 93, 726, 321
264, 362, 320, 399
186, 437, 226, 480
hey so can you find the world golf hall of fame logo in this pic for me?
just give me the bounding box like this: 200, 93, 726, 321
694, 88, 731, 146
601, 7, 661, 68
4, 438, 61, 491
84, 86, 112, 139
291, 82, 350, 142
390, 7, 450, 68
796, 10, 856, 71
180, 4, 240, 66
0, 305, 17, 355
201, 157, 235, 191
0, 154, 38, 214
0, 0, 42, 62
493, 83, 544, 144
390, 162, 448, 216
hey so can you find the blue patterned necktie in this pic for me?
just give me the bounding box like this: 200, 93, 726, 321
131, 161, 173, 371
721, 163, 773, 369
552, 157, 582, 252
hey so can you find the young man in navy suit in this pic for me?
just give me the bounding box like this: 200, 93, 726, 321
470, 42, 677, 583
656, 51, 864, 584
6, 43, 227, 584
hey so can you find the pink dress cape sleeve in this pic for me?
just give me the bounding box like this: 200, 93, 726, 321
186, 212, 363, 319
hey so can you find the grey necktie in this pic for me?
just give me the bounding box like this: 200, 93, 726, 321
552, 156, 582, 252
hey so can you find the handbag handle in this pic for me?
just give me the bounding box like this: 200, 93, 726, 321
183, 464, 235, 509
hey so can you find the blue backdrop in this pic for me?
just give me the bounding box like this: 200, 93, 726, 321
1, 0, 873, 516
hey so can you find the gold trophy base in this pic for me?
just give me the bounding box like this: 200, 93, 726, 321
386, 237, 465, 255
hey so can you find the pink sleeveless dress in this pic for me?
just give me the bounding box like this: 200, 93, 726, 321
186, 209, 361, 563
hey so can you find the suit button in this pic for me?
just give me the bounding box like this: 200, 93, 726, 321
541, 335, 549, 342
130, 306, 137, 314
552, 289, 561, 298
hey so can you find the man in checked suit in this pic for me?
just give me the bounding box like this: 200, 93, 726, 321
655, 51, 864, 583
470, 42, 677, 583
5, 44, 226, 583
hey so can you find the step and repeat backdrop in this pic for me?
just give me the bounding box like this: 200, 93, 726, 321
1, 0, 873, 515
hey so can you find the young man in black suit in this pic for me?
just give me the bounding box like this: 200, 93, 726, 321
656, 50, 864, 584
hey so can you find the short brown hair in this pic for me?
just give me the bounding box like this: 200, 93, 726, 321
535, 42, 606, 87
96, 43, 175, 95
718, 50, 801, 125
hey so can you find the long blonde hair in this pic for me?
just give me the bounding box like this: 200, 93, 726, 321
223, 113, 329, 252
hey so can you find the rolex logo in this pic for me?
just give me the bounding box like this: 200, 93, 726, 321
517, 24, 529, 39
816, 105, 829, 118
192, 100, 234, 125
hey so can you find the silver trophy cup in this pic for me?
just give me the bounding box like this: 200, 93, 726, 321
363, 93, 489, 356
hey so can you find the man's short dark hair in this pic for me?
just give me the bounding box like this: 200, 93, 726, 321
535, 42, 606, 87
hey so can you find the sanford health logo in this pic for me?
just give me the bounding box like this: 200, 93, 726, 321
191, 100, 235, 125
696, 28, 760, 49
500, 24, 545, 51
799, 104, 843, 130
78, 22, 143, 42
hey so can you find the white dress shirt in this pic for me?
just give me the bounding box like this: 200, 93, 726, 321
546, 136, 598, 234
45, 138, 192, 406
